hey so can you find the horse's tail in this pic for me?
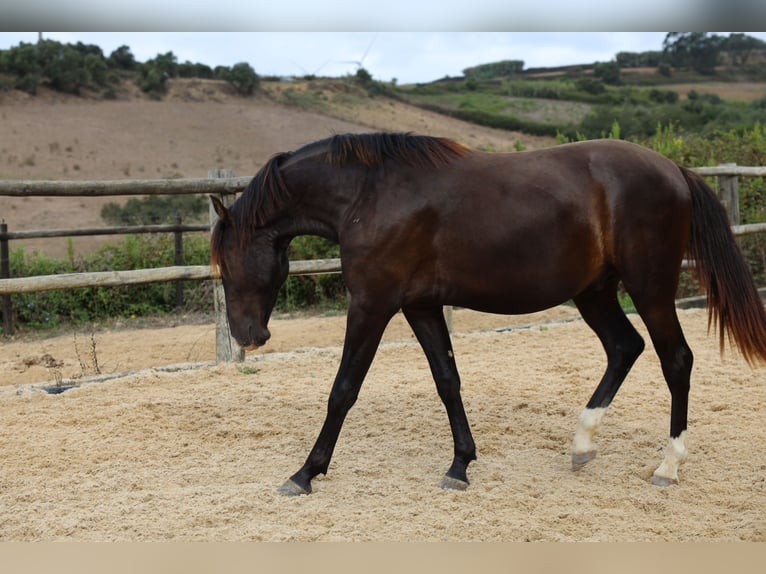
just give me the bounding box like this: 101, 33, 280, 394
681, 165, 766, 365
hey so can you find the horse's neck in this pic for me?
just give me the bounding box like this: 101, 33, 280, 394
278, 163, 356, 242
275, 214, 338, 243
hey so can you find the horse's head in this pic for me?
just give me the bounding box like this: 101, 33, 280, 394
210, 196, 289, 350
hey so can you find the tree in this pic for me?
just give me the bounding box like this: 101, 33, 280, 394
36, 40, 89, 94
145, 51, 179, 79
0, 42, 41, 93
84, 53, 108, 87
593, 61, 621, 85
722, 33, 766, 66
178, 61, 214, 79
354, 66, 373, 86
615, 50, 662, 68
226, 62, 259, 95
463, 60, 524, 80
663, 32, 724, 75
108, 45, 136, 70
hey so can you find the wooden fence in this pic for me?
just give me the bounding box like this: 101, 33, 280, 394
0, 169, 342, 361
1, 164, 765, 362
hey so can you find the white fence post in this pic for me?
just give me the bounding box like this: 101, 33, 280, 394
208, 169, 245, 364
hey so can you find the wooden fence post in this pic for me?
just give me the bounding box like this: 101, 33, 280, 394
717, 163, 740, 225
443, 305, 453, 333
208, 169, 245, 363
174, 213, 184, 311
1, 222, 12, 335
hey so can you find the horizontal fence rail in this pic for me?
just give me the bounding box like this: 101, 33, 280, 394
692, 165, 766, 177
0, 223, 209, 240
0, 259, 343, 295
0, 176, 253, 197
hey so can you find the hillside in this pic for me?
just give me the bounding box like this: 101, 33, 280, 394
0, 78, 555, 258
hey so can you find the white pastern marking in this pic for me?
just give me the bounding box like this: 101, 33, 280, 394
653, 431, 688, 483
572, 407, 607, 455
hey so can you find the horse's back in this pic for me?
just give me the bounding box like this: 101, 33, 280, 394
348, 139, 692, 314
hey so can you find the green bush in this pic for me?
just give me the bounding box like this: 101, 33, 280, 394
279, 236, 346, 311
138, 66, 167, 98
6, 234, 212, 331
101, 195, 208, 226
4, 230, 348, 333
226, 62, 259, 95
593, 61, 621, 85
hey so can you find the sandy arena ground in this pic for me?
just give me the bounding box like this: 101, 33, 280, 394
1, 306, 764, 541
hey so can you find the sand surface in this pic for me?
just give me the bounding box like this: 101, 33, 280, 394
1, 306, 764, 541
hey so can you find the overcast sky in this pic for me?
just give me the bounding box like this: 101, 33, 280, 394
4, 31, 766, 85
2, 0, 765, 84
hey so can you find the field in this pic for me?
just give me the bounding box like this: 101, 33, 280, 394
661, 81, 766, 101
0, 79, 764, 542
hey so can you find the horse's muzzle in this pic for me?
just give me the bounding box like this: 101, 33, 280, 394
233, 325, 270, 351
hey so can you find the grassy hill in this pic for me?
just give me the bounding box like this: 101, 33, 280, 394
394, 62, 766, 141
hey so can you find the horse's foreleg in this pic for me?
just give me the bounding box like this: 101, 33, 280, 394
403, 306, 476, 490
278, 305, 393, 496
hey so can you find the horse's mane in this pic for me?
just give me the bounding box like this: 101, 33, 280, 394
243, 133, 470, 223
323, 132, 471, 168
211, 133, 471, 275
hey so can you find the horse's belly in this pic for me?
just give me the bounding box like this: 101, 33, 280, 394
446, 280, 579, 315
434, 252, 601, 315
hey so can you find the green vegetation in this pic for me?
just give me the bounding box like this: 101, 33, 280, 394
401, 33, 766, 141
463, 60, 525, 80
8, 235, 211, 330
100, 195, 209, 226
0, 40, 260, 98
5, 232, 345, 334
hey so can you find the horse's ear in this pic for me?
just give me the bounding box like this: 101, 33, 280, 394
210, 195, 229, 223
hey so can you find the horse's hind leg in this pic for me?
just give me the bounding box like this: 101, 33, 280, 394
571, 280, 645, 469
403, 306, 476, 490
630, 297, 693, 486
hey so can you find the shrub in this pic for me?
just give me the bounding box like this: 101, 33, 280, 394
6, 234, 213, 331
138, 67, 166, 97
101, 195, 209, 226
108, 45, 136, 70
279, 236, 346, 311
576, 77, 605, 95
4, 230, 348, 333
226, 62, 259, 95
593, 61, 621, 85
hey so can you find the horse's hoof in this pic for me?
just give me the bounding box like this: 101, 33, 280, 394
278, 479, 311, 496
571, 450, 597, 470
650, 473, 678, 487
439, 475, 469, 491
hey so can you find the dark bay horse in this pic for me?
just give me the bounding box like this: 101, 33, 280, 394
210, 132, 766, 495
